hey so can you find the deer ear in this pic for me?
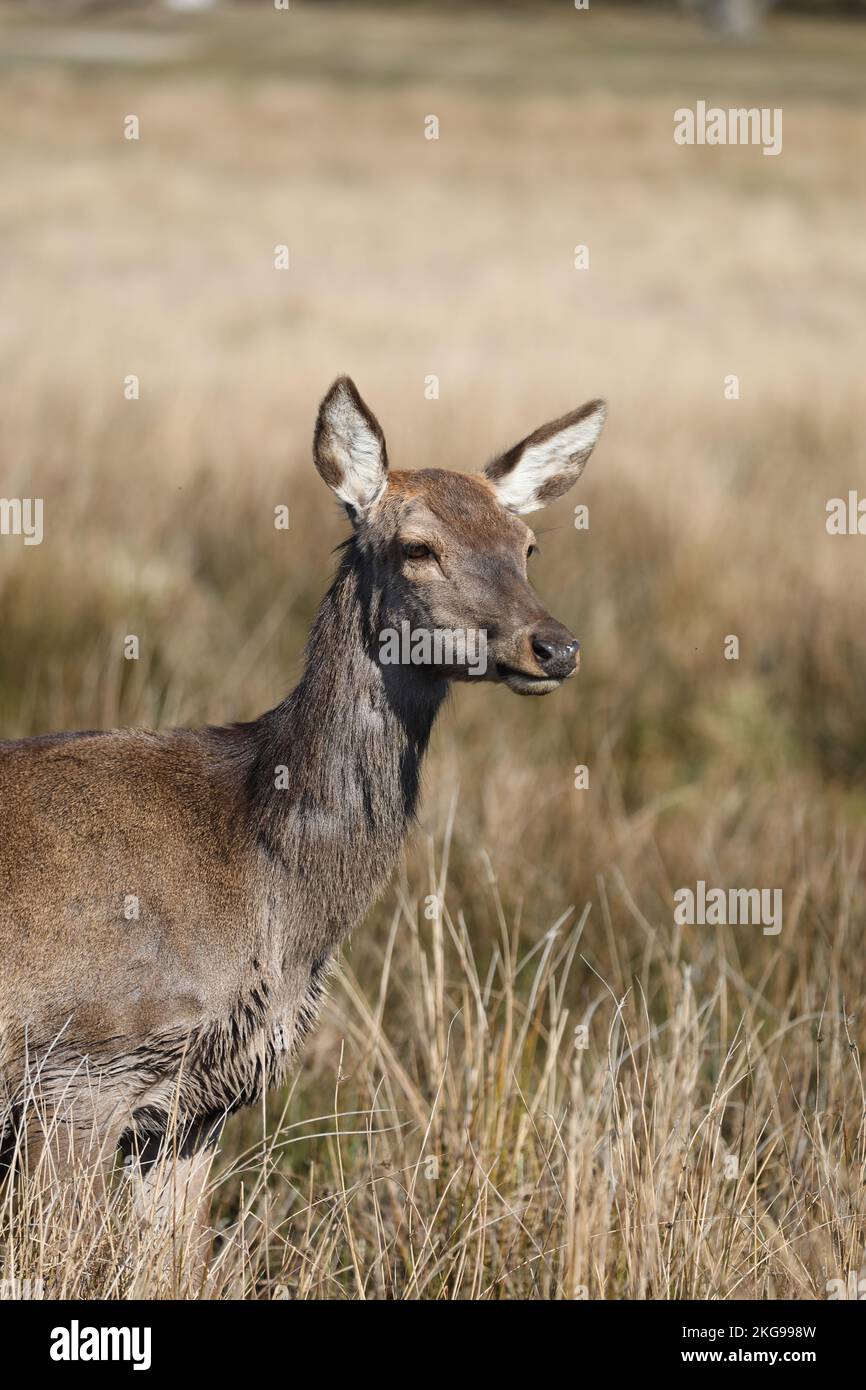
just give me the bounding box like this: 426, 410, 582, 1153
483, 399, 607, 515
313, 376, 388, 516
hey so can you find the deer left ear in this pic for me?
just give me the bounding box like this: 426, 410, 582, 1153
483, 399, 607, 514
313, 376, 388, 517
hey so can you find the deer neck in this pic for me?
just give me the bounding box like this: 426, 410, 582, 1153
250, 542, 446, 951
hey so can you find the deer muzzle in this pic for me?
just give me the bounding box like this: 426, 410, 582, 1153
495, 618, 580, 695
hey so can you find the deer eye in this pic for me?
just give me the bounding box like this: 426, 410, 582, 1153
527, 542, 539, 559
402, 542, 433, 561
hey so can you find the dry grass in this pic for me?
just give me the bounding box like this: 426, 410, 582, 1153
1, 0, 866, 1299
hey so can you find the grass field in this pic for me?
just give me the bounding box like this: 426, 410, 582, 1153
1, 0, 866, 1299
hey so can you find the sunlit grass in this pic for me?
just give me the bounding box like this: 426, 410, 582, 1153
4, 835, 865, 1299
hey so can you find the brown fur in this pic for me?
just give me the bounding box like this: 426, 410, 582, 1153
0, 378, 605, 1197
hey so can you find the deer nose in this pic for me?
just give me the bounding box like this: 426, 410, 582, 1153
530, 626, 580, 678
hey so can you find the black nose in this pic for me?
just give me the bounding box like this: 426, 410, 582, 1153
531, 627, 579, 678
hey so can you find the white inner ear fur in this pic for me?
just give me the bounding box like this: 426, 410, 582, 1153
493, 406, 606, 515
323, 390, 387, 512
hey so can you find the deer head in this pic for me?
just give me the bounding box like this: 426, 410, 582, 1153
313, 377, 606, 696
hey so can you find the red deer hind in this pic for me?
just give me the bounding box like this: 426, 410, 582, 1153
0, 377, 606, 1257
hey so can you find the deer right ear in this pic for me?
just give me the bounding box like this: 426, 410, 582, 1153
313, 377, 388, 518
483, 398, 607, 514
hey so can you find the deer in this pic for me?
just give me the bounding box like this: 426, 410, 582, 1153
0, 377, 606, 1276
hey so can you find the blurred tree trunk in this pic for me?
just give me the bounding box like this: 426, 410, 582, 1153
701, 0, 774, 37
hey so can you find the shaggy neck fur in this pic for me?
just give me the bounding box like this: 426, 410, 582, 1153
249, 539, 446, 960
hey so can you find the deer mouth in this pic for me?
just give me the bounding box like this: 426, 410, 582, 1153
497, 664, 569, 696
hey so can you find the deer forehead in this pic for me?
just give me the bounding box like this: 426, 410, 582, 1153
378, 470, 530, 549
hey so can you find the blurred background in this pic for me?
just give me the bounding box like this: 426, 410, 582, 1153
2, 0, 866, 1298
